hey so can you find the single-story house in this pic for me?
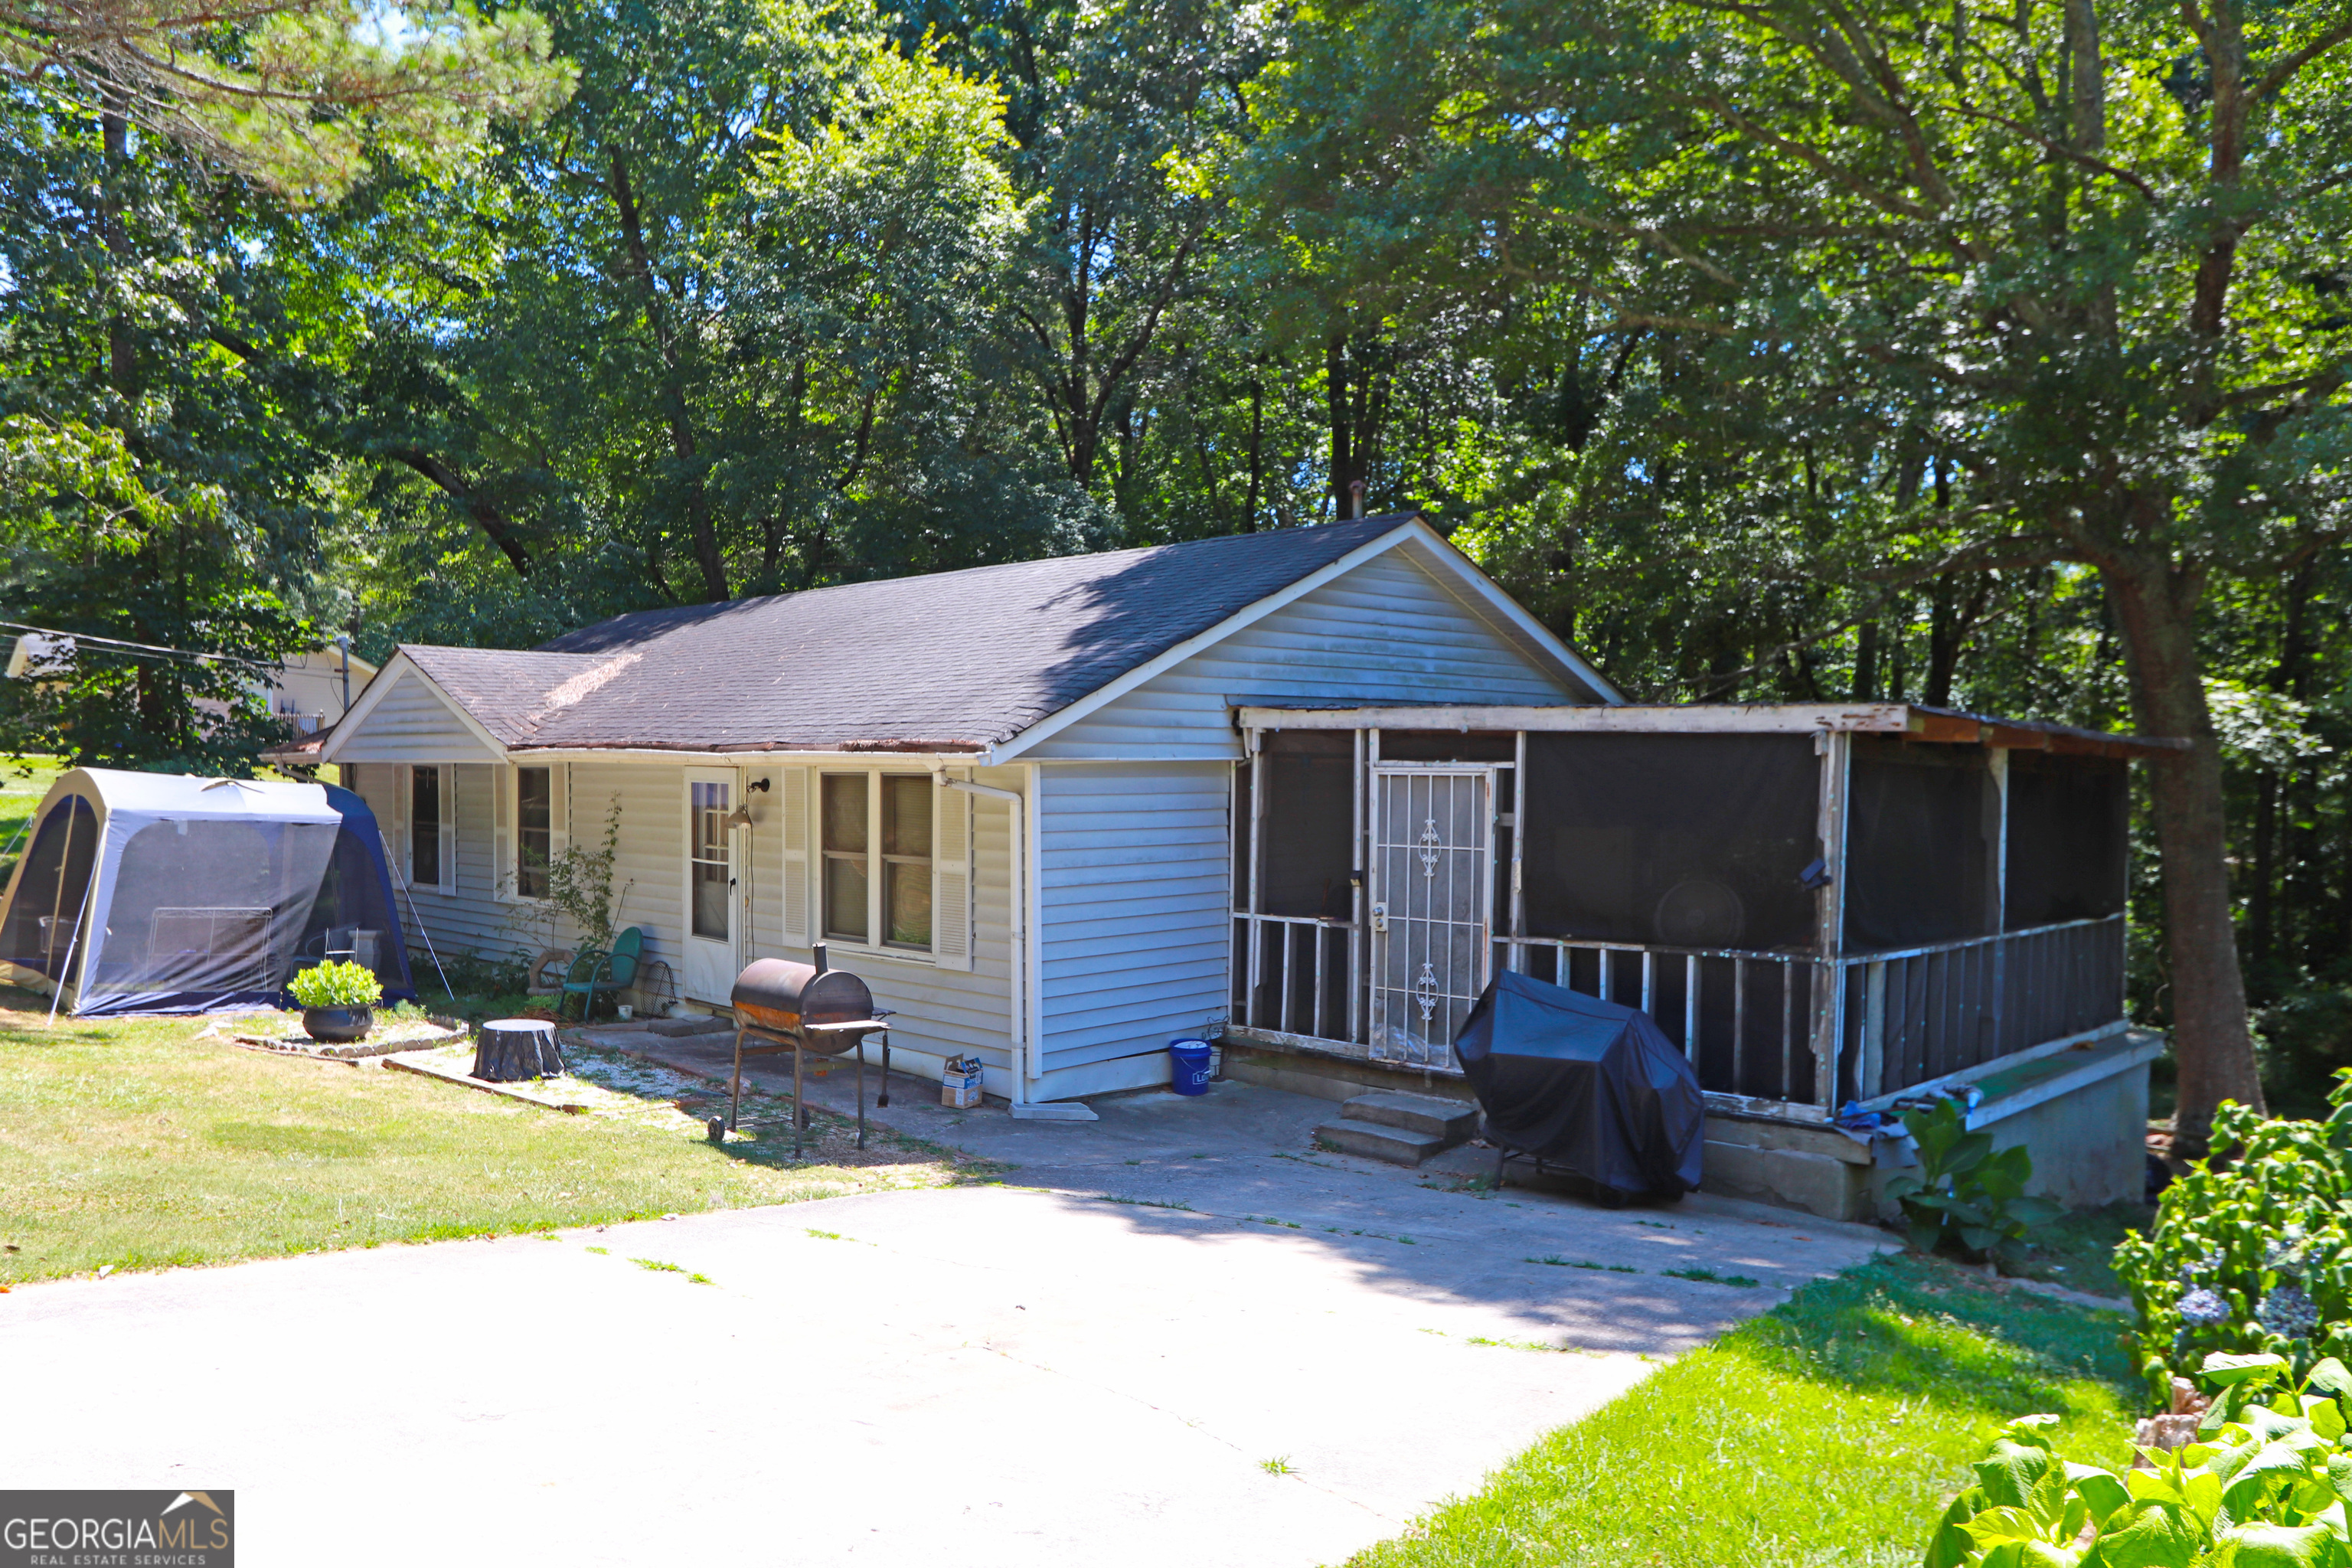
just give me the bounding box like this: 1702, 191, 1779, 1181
318, 512, 2164, 1219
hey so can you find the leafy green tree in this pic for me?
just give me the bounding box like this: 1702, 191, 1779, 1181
341, 0, 1089, 617
0, 0, 566, 768
909, 0, 1263, 496
1249, 0, 2352, 1150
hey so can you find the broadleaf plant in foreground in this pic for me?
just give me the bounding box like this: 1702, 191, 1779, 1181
1927, 1352, 2352, 1567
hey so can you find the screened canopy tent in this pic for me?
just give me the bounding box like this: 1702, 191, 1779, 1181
0, 769, 416, 1016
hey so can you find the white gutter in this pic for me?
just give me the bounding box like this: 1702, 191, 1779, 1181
940, 772, 1034, 1103
511, 747, 988, 766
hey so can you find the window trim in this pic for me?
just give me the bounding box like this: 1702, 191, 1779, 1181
816, 768, 938, 962
496, 762, 565, 906
407, 763, 455, 895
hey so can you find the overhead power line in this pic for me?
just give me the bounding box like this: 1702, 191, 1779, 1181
0, 619, 278, 674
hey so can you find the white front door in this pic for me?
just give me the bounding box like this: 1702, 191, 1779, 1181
681, 768, 743, 1002
1367, 766, 1495, 1069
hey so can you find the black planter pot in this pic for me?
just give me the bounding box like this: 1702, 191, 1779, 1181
302, 1005, 374, 1044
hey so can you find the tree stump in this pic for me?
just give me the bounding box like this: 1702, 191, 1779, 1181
473, 1018, 564, 1083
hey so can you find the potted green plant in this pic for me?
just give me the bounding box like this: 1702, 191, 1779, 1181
289, 960, 384, 1043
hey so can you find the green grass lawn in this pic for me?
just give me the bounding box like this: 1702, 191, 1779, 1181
2003, 1201, 2150, 1298
0, 754, 64, 886
1348, 1252, 2137, 1568
0, 994, 983, 1283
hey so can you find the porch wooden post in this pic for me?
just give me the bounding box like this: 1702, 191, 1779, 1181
1989, 748, 2012, 1057
1246, 728, 1265, 1027
1509, 730, 1527, 972
1811, 731, 1854, 1108
1348, 727, 1365, 1045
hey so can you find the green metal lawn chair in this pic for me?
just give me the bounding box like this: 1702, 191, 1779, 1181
559, 926, 644, 1021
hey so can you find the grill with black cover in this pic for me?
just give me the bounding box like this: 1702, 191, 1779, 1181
1455, 969, 1705, 1203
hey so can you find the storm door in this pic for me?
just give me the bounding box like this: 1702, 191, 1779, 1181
681, 768, 743, 1002
1367, 767, 1495, 1068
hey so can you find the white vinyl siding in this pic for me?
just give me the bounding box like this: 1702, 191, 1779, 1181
1025, 546, 1588, 761
350, 762, 516, 962
1033, 763, 1230, 1076
328, 670, 501, 763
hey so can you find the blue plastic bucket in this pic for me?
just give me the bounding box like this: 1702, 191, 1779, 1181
1168, 1038, 1214, 1096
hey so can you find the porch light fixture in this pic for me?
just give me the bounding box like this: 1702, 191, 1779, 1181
725, 803, 756, 830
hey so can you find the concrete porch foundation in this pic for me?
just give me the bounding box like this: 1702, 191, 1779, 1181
1221, 1025, 2162, 1224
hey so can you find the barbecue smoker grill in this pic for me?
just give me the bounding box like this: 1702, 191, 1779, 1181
728, 944, 893, 1155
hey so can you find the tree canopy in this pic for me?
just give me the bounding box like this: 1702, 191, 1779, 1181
0, 0, 2344, 1135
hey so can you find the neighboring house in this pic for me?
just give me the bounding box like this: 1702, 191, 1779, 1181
267, 646, 377, 736
6, 634, 375, 755
315, 511, 2163, 1220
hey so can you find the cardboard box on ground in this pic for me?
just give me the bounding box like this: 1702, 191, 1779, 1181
941, 1055, 984, 1109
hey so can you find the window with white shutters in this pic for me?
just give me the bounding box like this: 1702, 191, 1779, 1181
933, 779, 972, 971
780, 767, 811, 944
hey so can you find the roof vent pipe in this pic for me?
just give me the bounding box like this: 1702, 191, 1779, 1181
1348, 479, 1366, 520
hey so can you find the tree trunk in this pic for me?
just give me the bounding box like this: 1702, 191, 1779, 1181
100, 106, 136, 399
385, 449, 535, 576
1326, 335, 1354, 517
2100, 548, 2262, 1155
1242, 377, 1262, 534
1851, 620, 1880, 700
1923, 573, 1990, 708
609, 152, 726, 603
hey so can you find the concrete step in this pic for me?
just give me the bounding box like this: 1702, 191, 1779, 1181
1312, 1121, 1455, 1167
1340, 1091, 1479, 1143
649, 1015, 733, 1038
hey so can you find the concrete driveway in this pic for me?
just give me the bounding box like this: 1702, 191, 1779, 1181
1, 1068, 1889, 1566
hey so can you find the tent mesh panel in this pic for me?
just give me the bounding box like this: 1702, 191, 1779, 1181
1, 795, 96, 980
83, 818, 341, 1007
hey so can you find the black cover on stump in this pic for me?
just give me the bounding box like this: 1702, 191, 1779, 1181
1455, 970, 1705, 1201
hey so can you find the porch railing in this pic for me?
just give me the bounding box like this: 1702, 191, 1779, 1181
1229, 911, 2126, 1116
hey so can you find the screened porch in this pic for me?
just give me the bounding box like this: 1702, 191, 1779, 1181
1223, 704, 2161, 1122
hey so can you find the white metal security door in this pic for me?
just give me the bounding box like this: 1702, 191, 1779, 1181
681, 768, 743, 1002
1367, 767, 1494, 1068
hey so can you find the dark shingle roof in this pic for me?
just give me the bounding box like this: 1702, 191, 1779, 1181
395, 515, 1433, 754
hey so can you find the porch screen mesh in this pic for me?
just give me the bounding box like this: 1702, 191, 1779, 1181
2004, 751, 2128, 926
1843, 737, 1998, 950
1257, 730, 1354, 919
1521, 733, 1821, 952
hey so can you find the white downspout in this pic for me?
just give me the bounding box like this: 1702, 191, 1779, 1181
942, 773, 1031, 1104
